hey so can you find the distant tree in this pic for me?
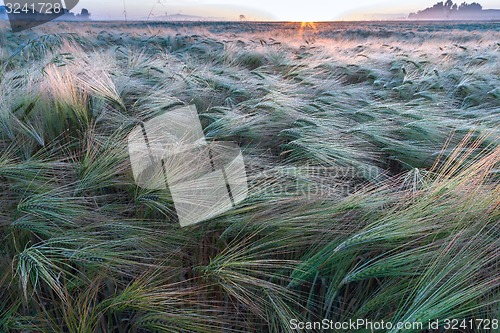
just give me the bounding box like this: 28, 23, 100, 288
77, 8, 91, 20
409, 1, 485, 19
239, 14, 246, 21
62, 8, 75, 19
444, 0, 458, 18
409, 1, 446, 19
434, 2, 445, 9
459, 2, 482, 11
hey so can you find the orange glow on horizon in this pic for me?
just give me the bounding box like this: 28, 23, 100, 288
298, 21, 317, 40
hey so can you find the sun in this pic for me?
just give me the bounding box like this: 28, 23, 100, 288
300, 21, 317, 29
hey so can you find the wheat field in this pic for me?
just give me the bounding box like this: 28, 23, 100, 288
0, 20, 499, 332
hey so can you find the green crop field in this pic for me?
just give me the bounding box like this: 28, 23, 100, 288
0, 20, 499, 332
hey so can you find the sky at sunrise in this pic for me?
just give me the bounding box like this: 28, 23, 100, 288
1, 0, 500, 21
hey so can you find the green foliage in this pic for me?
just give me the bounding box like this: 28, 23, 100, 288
0, 21, 498, 332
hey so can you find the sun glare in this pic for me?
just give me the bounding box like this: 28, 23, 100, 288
297, 21, 317, 39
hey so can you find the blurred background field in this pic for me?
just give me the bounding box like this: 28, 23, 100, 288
0, 21, 498, 332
